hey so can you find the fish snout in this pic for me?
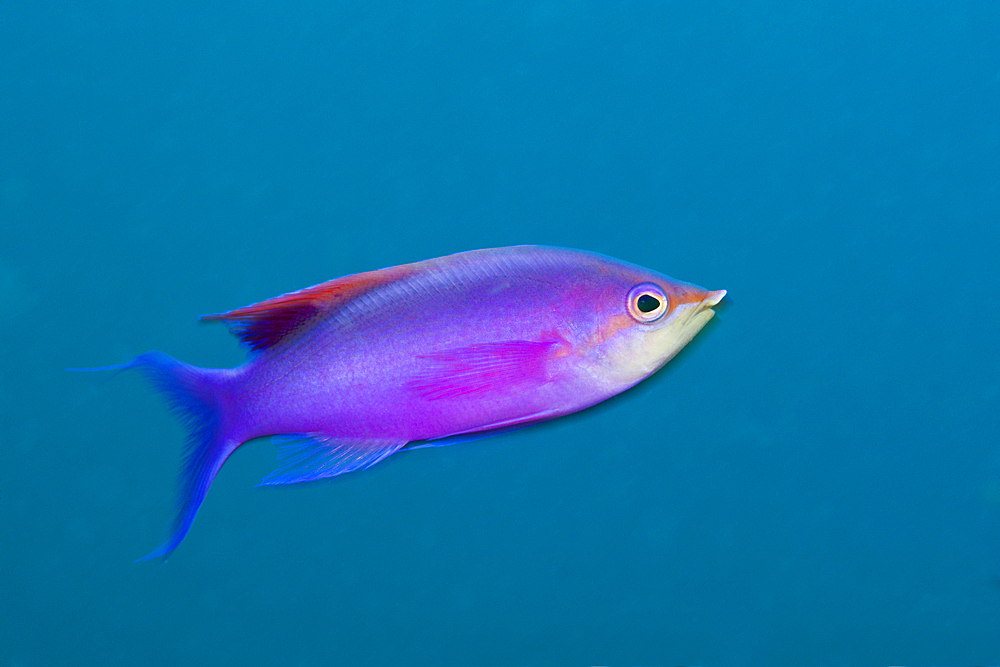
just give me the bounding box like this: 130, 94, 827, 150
702, 289, 727, 309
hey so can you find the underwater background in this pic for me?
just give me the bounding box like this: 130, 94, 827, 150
2, 0, 998, 664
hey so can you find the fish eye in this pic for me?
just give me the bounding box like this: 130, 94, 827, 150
626, 283, 668, 323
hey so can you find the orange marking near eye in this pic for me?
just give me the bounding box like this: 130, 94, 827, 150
541, 328, 574, 359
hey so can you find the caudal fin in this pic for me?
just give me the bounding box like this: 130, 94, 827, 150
76, 352, 240, 561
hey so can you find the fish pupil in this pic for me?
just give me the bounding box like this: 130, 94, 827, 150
637, 294, 660, 313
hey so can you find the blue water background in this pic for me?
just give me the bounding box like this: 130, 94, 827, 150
3, 1, 998, 664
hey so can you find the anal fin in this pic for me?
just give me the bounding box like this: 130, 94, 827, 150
258, 434, 407, 486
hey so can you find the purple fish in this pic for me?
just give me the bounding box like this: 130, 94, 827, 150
87, 246, 725, 560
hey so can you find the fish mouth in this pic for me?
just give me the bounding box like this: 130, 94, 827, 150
676, 288, 726, 338
702, 289, 727, 309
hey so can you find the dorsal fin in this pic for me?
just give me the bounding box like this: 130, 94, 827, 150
201, 246, 586, 353
201, 263, 418, 351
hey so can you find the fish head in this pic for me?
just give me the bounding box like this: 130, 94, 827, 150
575, 264, 726, 393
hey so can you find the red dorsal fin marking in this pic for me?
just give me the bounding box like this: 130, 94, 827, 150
201, 263, 418, 351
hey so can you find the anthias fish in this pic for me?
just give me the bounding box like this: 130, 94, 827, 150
89, 246, 725, 560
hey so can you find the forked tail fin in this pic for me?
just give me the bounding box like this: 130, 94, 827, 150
73, 351, 241, 561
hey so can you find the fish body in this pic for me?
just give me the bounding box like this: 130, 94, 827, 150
94, 246, 724, 560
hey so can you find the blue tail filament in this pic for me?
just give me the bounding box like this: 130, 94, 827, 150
77, 352, 238, 562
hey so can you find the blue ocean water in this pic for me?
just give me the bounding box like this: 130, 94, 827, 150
2, 1, 998, 664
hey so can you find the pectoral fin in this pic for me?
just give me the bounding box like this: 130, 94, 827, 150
405, 339, 561, 400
